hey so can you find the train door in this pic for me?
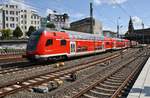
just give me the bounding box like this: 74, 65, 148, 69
70, 42, 76, 55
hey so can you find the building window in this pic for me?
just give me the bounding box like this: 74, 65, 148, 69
6, 24, 8, 28
25, 21, 27, 24
10, 23, 15, 28
21, 15, 23, 18
10, 5, 14, 8
6, 5, 8, 7
21, 20, 23, 24
10, 11, 14, 15
34, 21, 36, 24
6, 11, 8, 14
6, 17, 8, 21
16, 12, 18, 15
16, 17, 18, 21
24, 15, 27, 18
25, 26, 27, 29
31, 21, 33, 24
10, 17, 14, 21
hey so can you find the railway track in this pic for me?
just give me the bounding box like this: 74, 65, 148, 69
0, 50, 126, 97
0, 48, 142, 98
0, 49, 130, 91
40, 47, 149, 98
0, 49, 130, 75
0, 53, 118, 75
72, 56, 148, 98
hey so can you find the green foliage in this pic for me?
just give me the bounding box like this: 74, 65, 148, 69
26, 26, 36, 37
46, 23, 55, 28
0, 29, 12, 39
13, 26, 23, 38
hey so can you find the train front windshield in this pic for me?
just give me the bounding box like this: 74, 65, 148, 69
27, 29, 43, 51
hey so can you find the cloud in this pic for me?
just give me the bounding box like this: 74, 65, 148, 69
46, 9, 60, 15
93, 0, 101, 5
93, 0, 128, 5
132, 16, 143, 29
132, 16, 142, 25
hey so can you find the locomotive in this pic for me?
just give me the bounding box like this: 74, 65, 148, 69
25, 28, 130, 61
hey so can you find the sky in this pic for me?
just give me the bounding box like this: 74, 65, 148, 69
0, 0, 150, 34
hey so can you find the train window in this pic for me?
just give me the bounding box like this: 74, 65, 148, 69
46, 39, 53, 46
61, 40, 66, 46
106, 42, 109, 45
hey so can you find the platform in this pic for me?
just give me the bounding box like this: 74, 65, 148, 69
127, 57, 150, 98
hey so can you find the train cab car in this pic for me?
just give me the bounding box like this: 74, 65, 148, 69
26, 28, 70, 60
26, 28, 106, 61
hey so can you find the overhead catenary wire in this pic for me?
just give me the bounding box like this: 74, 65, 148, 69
113, 0, 130, 17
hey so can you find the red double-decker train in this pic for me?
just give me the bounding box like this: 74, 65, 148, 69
26, 28, 131, 61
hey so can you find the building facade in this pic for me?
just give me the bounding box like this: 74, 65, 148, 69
1, 4, 20, 30
40, 17, 47, 28
70, 17, 103, 34
20, 9, 40, 36
47, 11, 69, 29
0, 4, 41, 37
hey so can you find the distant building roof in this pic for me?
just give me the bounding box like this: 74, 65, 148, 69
103, 30, 117, 34
70, 17, 94, 26
134, 28, 150, 35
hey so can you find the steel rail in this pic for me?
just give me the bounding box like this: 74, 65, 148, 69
0, 53, 120, 97
71, 53, 144, 98
111, 56, 148, 98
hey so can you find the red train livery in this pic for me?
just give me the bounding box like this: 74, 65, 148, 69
26, 28, 130, 60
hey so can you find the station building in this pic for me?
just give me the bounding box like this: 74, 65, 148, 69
125, 28, 150, 44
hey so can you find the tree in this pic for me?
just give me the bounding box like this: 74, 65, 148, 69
26, 26, 36, 37
1, 29, 11, 39
13, 26, 23, 38
46, 23, 55, 28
